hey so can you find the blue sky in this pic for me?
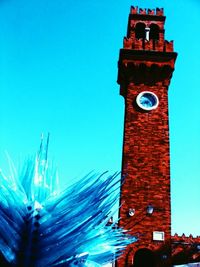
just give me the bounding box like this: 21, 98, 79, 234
0, 0, 200, 236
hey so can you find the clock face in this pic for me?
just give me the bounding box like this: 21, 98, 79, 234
136, 91, 159, 111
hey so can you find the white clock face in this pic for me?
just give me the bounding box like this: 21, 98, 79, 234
136, 91, 159, 111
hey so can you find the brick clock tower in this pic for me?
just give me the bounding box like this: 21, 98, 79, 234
117, 6, 177, 267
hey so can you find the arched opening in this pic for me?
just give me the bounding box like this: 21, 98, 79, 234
149, 24, 160, 40
134, 248, 156, 267
135, 23, 146, 39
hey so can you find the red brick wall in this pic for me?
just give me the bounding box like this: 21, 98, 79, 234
118, 83, 172, 266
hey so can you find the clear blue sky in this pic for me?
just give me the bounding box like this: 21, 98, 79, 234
0, 0, 200, 236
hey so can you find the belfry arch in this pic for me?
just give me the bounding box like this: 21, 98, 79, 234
149, 23, 160, 40
135, 22, 146, 39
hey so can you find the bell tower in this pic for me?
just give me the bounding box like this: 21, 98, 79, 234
117, 6, 177, 267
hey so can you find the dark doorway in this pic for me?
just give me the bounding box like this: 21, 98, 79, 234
134, 248, 155, 267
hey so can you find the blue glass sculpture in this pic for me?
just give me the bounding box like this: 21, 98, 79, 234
0, 135, 136, 266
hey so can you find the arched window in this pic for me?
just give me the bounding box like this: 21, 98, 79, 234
149, 24, 160, 40
134, 248, 155, 267
135, 23, 146, 39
